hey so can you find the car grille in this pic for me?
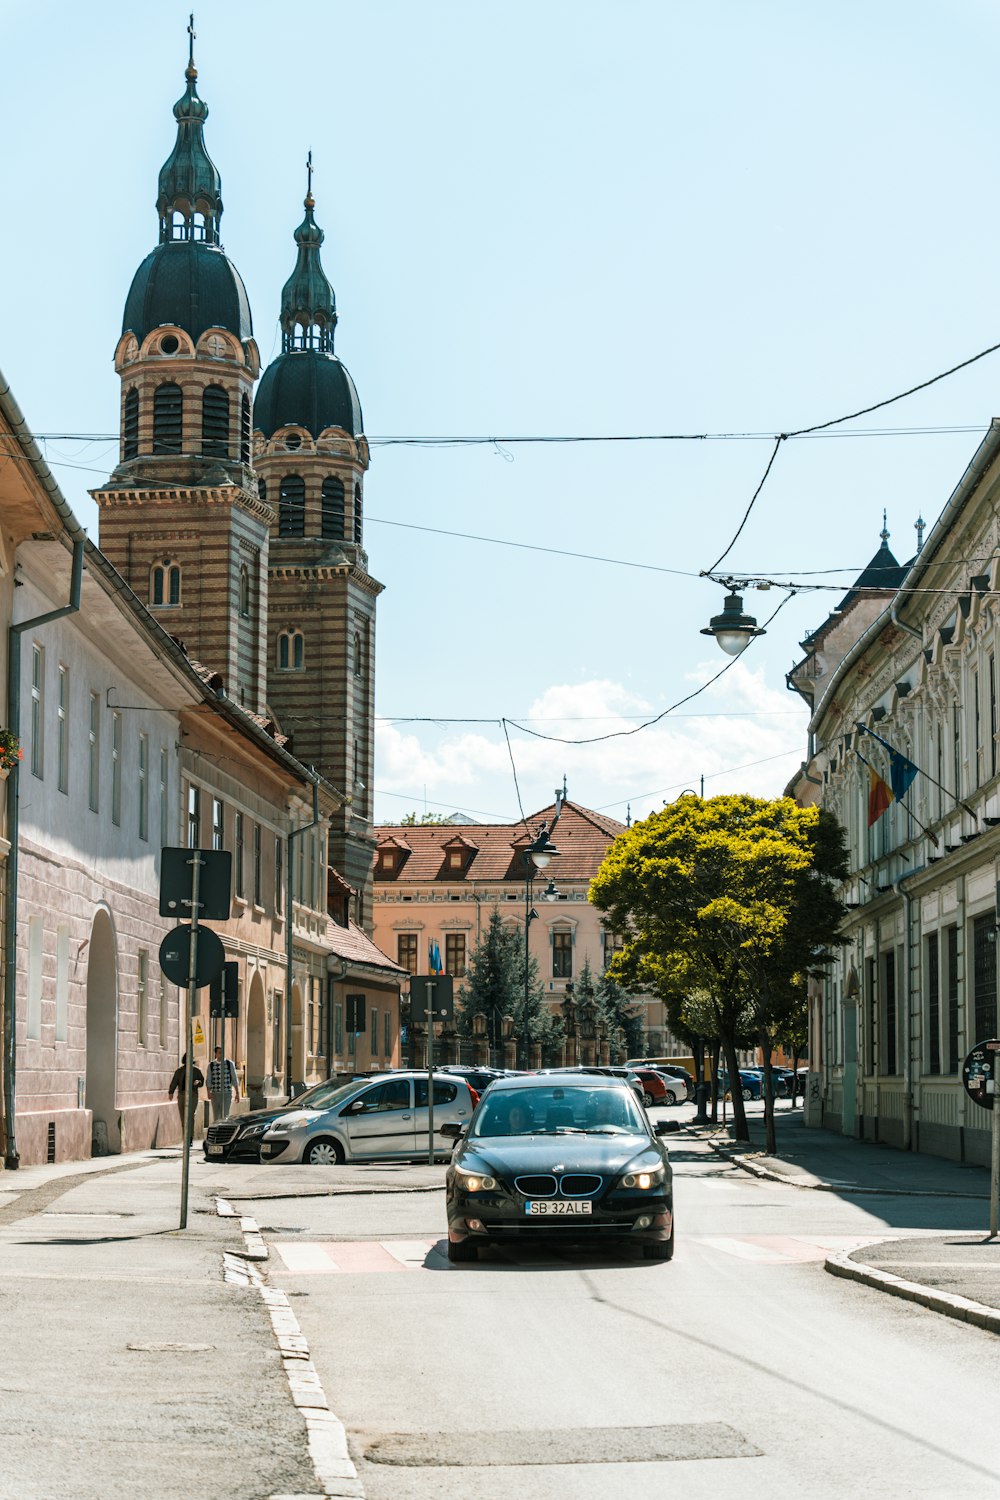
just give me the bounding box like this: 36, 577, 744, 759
206, 1123, 240, 1146
559, 1174, 603, 1196
514, 1174, 558, 1197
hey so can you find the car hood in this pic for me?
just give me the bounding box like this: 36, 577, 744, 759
460, 1132, 664, 1178
230, 1104, 305, 1130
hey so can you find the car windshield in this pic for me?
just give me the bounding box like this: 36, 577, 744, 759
471, 1086, 646, 1138
294, 1079, 361, 1112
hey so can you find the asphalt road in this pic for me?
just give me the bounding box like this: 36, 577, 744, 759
221, 1108, 1000, 1499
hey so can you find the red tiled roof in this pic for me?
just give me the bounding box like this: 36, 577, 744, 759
373, 800, 625, 885
324, 917, 406, 975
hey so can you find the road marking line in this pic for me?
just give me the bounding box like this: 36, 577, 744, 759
274, 1243, 342, 1273
380, 1239, 440, 1268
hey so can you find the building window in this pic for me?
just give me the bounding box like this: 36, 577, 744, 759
88, 692, 100, 812
138, 733, 149, 840
240, 392, 251, 465
30, 643, 43, 779
865, 957, 876, 1074
553, 931, 573, 979
137, 949, 149, 1048
953, 702, 961, 804
882, 949, 897, 1075
380, 850, 396, 873
151, 560, 181, 607
253, 823, 262, 905
277, 629, 305, 671
926, 932, 940, 1075
335, 1003, 344, 1055
974, 670, 983, 786
57, 664, 69, 794
123, 388, 139, 460
153, 382, 183, 454
187, 783, 201, 848
234, 812, 245, 899
278, 474, 305, 537
55, 924, 69, 1044
275, 836, 283, 915
973, 911, 997, 1044
370, 1007, 378, 1054
212, 796, 224, 850
991, 654, 998, 780
946, 925, 960, 1072
111, 711, 122, 826
201, 384, 230, 457
353, 482, 363, 544
397, 934, 418, 974
310, 980, 320, 1056
384, 1010, 392, 1059
159, 747, 170, 847
239, 564, 250, 619
274, 990, 283, 1071
321, 476, 345, 539
353, 631, 363, 678
27, 914, 43, 1040
445, 934, 466, 977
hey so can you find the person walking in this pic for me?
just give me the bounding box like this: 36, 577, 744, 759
206, 1046, 240, 1121
168, 1054, 204, 1140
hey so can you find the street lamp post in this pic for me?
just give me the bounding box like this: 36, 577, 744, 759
520, 824, 559, 1068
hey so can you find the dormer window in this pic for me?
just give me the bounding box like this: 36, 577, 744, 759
447, 850, 464, 871
381, 850, 396, 872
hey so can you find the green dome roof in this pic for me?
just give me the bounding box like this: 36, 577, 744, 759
254, 350, 363, 439
122, 241, 253, 344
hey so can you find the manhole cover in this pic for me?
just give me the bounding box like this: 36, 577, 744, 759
364, 1423, 761, 1467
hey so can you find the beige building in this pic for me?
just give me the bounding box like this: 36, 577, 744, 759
372, 797, 670, 1065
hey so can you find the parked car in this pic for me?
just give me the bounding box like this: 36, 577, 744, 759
203, 1073, 371, 1162
437, 1065, 506, 1097
647, 1065, 696, 1100
718, 1069, 763, 1101
443, 1073, 677, 1263
630, 1068, 684, 1107
259, 1071, 476, 1165
540, 1066, 646, 1106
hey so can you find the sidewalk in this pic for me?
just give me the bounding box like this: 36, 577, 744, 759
697, 1108, 1000, 1334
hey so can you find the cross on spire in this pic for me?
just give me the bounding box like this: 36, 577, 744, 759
188, 12, 196, 66
306, 149, 314, 206
881, 508, 889, 543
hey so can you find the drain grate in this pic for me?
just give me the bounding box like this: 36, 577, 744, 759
364, 1423, 762, 1467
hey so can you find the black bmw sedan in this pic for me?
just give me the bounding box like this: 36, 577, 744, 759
443, 1074, 675, 1264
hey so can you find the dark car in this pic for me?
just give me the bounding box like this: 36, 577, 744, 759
443, 1074, 676, 1264
203, 1074, 376, 1161
437, 1065, 507, 1096
718, 1069, 763, 1101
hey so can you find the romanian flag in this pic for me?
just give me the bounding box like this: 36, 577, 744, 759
867, 766, 894, 827
428, 939, 444, 975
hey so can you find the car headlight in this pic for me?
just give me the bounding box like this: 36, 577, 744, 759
267, 1112, 309, 1135
455, 1165, 497, 1192
620, 1165, 666, 1190
240, 1123, 266, 1137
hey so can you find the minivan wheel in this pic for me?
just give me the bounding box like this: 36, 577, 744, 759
304, 1138, 344, 1167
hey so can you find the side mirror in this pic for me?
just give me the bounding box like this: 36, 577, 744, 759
439, 1122, 463, 1140
654, 1119, 681, 1135
345, 1099, 366, 1114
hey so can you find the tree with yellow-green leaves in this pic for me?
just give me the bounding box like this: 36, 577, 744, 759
589, 794, 847, 1149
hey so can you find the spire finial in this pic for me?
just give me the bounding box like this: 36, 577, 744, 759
881, 508, 889, 543
305, 149, 314, 208
915, 514, 925, 554
187, 13, 196, 77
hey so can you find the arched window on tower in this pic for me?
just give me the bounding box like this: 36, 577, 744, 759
192, 210, 206, 241
277, 629, 305, 671
202, 385, 230, 458
151, 559, 181, 608
240, 393, 251, 465
171, 208, 188, 240
153, 383, 183, 454
353, 483, 363, 545
123, 389, 139, 461
239, 564, 250, 619
279, 475, 306, 537
353, 631, 363, 677
321, 477, 345, 539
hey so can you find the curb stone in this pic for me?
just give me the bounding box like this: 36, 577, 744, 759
215, 1198, 366, 1499
705, 1138, 988, 1200
824, 1245, 1000, 1335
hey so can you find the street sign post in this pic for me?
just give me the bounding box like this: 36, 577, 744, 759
209, 962, 240, 1019
410, 975, 455, 1164
962, 1038, 1000, 1236
159, 925, 225, 988
159, 848, 232, 921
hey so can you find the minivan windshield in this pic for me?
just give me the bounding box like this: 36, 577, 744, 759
471, 1085, 646, 1138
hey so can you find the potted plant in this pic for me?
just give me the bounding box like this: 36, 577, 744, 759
0, 729, 23, 777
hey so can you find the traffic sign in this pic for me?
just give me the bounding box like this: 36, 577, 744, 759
209, 961, 239, 1019
192, 1019, 206, 1047
962, 1039, 1000, 1111
159, 924, 226, 988
410, 973, 454, 1023
347, 994, 366, 1032
159, 848, 232, 921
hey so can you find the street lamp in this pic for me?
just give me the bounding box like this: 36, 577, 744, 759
521, 824, 559, 1067
701, 589, 765, 656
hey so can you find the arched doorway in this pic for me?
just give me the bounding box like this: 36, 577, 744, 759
291, 981, 306, 1092
246, 973, 267, 1109
85, 907, 119, 1155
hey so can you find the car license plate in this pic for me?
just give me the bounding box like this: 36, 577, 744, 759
525, 1201, 592, 1216
206, 1144, 223, 1155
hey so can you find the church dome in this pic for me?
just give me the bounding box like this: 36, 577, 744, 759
254, 349, 363, 439
122, 240, 253, 344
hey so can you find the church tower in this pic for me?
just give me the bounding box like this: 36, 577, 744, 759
255, 164, 382, 927
93, 27, 271, 713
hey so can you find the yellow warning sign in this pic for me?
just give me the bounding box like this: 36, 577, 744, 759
192, 1019, 205, 1047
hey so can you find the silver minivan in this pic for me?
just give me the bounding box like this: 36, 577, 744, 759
259, 1071, 476, 1166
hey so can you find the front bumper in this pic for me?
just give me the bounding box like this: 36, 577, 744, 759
203, 1123, 269, 1161
259, 1137, 293, 1161
447, 1186, 673, 1247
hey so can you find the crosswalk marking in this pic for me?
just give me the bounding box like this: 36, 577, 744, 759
271, 1233, 887, 1274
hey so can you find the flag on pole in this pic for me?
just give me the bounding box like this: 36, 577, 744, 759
866, 765, 894, 827
429, 938, 444, 975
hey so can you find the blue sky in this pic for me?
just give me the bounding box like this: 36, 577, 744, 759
3, 1, 1000, 827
